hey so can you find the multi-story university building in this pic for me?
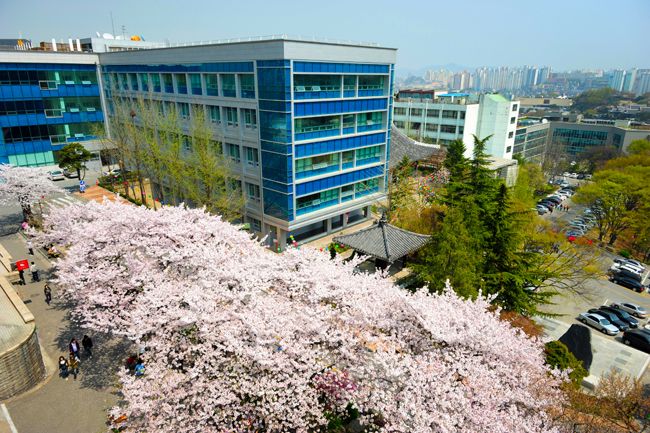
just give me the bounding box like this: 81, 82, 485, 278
393, 90, 519, 159
0, 51, 105, 167
1, 37, 396, 248
514, 119, 650, 163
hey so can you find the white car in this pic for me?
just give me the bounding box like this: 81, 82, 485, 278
613, 259, 645, 274
578, 313, 619, 335
611, 302, 648, 318
48, 169, 65, 181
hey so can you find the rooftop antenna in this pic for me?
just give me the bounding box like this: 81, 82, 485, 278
121, 25, 126, 39
110, 11, 116, 37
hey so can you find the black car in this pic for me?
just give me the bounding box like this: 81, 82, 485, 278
598, 306, 639, 328
622, 330, 650, 353
588, 308, 629, 331
538, 200, 557, 208
611, 275, 646, 292
612, 268, 642, 282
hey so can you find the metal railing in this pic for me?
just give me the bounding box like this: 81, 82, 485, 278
145, 35, 380, 50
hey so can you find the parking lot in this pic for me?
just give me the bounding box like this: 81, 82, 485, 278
535, 175, 650, 386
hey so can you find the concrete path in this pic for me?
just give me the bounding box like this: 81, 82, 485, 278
0, 230, 129, 433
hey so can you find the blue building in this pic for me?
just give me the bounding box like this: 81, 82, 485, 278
98, 37, 396, 247
0, 52, 104, 166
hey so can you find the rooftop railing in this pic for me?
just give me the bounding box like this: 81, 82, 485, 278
149, 35, 380, 49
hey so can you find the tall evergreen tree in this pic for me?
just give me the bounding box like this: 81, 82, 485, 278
482, 184, 555, 316
442, 139, 471, 205
412, 206, 482, 299
469, 135, 499, 220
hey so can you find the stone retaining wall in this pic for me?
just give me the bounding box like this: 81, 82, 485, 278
0, 327, 45, 400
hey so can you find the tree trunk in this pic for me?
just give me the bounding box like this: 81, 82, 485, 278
76, 167, 81, 180
608, 232, 618, 246
22, 204, 33, 223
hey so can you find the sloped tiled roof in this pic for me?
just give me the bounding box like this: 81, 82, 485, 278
389, 126, 442, 169
333, 214, 430, 263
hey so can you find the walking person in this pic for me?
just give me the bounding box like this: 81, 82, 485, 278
30, 261, 39, 282
69, 354, 80, 380
27, 240, 34, 255
134, 358, 145, 377
44, 283, 52, 305
18, 269, 25, 285
79, 179, 86, 194
69, 338, 80, 359
58, 356, 69, 380
82, 335, 93, 358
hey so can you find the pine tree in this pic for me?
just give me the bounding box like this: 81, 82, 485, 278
442, 139, 471, 205
482, 184, 555, 316
469, 135, 499, 220
412, 206, 482, 299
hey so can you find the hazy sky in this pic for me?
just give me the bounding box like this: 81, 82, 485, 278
1, 0, 649, 72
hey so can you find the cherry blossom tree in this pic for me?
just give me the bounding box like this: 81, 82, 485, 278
0, 164, 65, 222
36, 200, 569, 433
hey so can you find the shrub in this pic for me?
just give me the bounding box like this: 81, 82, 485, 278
618, 249, 632, 259
544, 340, 588, 387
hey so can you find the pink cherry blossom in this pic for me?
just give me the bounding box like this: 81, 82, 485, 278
0, 164, 64, 220
35, 200, 568, 433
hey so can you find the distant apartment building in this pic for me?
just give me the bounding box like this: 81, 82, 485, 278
0, 51, 105, 166
393, 90, 518, 159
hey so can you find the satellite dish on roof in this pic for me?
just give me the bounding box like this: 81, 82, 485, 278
96, 32, 101, 38
102, 33, 115, 39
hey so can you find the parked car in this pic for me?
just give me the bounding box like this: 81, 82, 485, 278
48, 169, 65, 181
611, 275, 645, 292
102, 168, 122, 177
63, 168, 78, 178
568, 222, 588, 231
614, 258, 646, 273
576, 174, 586, 180
611, 267, 643, 282
622, 330, 650, 353
587, 308, 630, 331
611, 263, 644, 277
611, 302, 648, 318
599, 306, 639, 328
536, 205, 549, 215
578, 313, 620, 335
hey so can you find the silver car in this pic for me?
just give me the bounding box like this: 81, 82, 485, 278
611, 302, 648, 318
48, 169, 65, 181
578, 313, 619, 335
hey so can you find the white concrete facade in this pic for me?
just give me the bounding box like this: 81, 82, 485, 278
476, 94, 519, 159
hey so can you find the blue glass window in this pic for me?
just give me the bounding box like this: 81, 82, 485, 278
221, 74, 236, 97
205, 74, 218, 96
189, 74, 202, 95
175, 74, 187, 94
162, 74, 173, 93
151, 74, 161, 92
239, 74, 255, 98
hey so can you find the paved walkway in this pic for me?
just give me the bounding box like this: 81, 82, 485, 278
76, 184, 133, 206
0, 229, 128, 433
